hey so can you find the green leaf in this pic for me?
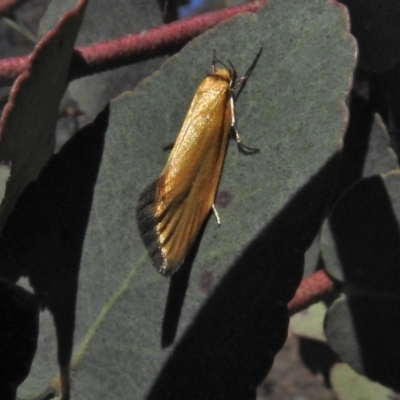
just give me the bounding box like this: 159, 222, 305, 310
0, 0, 87, 231
330, 363, 396, 400
2, 105, 108, 400
362, 114, 398, 177
0, 163, 10, 201
290, 302, 327, 342
40, 0, 166, 118
75, 1, 355, 398
322, 113, 399, 283
323, 171, 400, 391
17, 0, 356, 398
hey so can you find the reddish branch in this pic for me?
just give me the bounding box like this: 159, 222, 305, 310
288, 270, 336, 315
0, 1, 266, 86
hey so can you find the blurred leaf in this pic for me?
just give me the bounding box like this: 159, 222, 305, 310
0, 0, 87, 231
290, 302, 327, 342
362, 114, 398, 177
330, 363, 396, 400
0, 162, 10, 200
323, 171, 400, 391
40, 0, 166, 118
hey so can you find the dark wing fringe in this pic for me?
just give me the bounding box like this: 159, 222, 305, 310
136, 179, 166, 273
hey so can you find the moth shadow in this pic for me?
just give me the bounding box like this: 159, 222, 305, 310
161, 219, 208, 348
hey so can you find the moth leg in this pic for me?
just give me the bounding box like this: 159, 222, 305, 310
212, 204, 221, 226
230, 95, 260, 154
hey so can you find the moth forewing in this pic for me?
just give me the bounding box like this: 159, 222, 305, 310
136, 48, 262, 275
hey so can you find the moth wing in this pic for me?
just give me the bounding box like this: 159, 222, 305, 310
136, 175, 211, 275
136, 77, 232, 275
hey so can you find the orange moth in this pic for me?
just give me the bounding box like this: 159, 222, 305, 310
136, 48, 262, 276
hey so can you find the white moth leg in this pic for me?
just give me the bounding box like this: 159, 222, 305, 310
230, 90, 259, 154
212, 204, 221, 225
230, 95, 240, 143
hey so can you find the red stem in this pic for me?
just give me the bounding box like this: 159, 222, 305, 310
288, 270, 336, 315
0, 1, 266, 85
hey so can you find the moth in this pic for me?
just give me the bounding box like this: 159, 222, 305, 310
136, 48, 262, 275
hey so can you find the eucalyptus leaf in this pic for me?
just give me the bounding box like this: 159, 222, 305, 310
331, 363, 396, 400
17, 0, 356, 398
0, 0, 87, 231
323, 171, 400, 391
75, 2, 355, 399
40, 0, 165, 118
